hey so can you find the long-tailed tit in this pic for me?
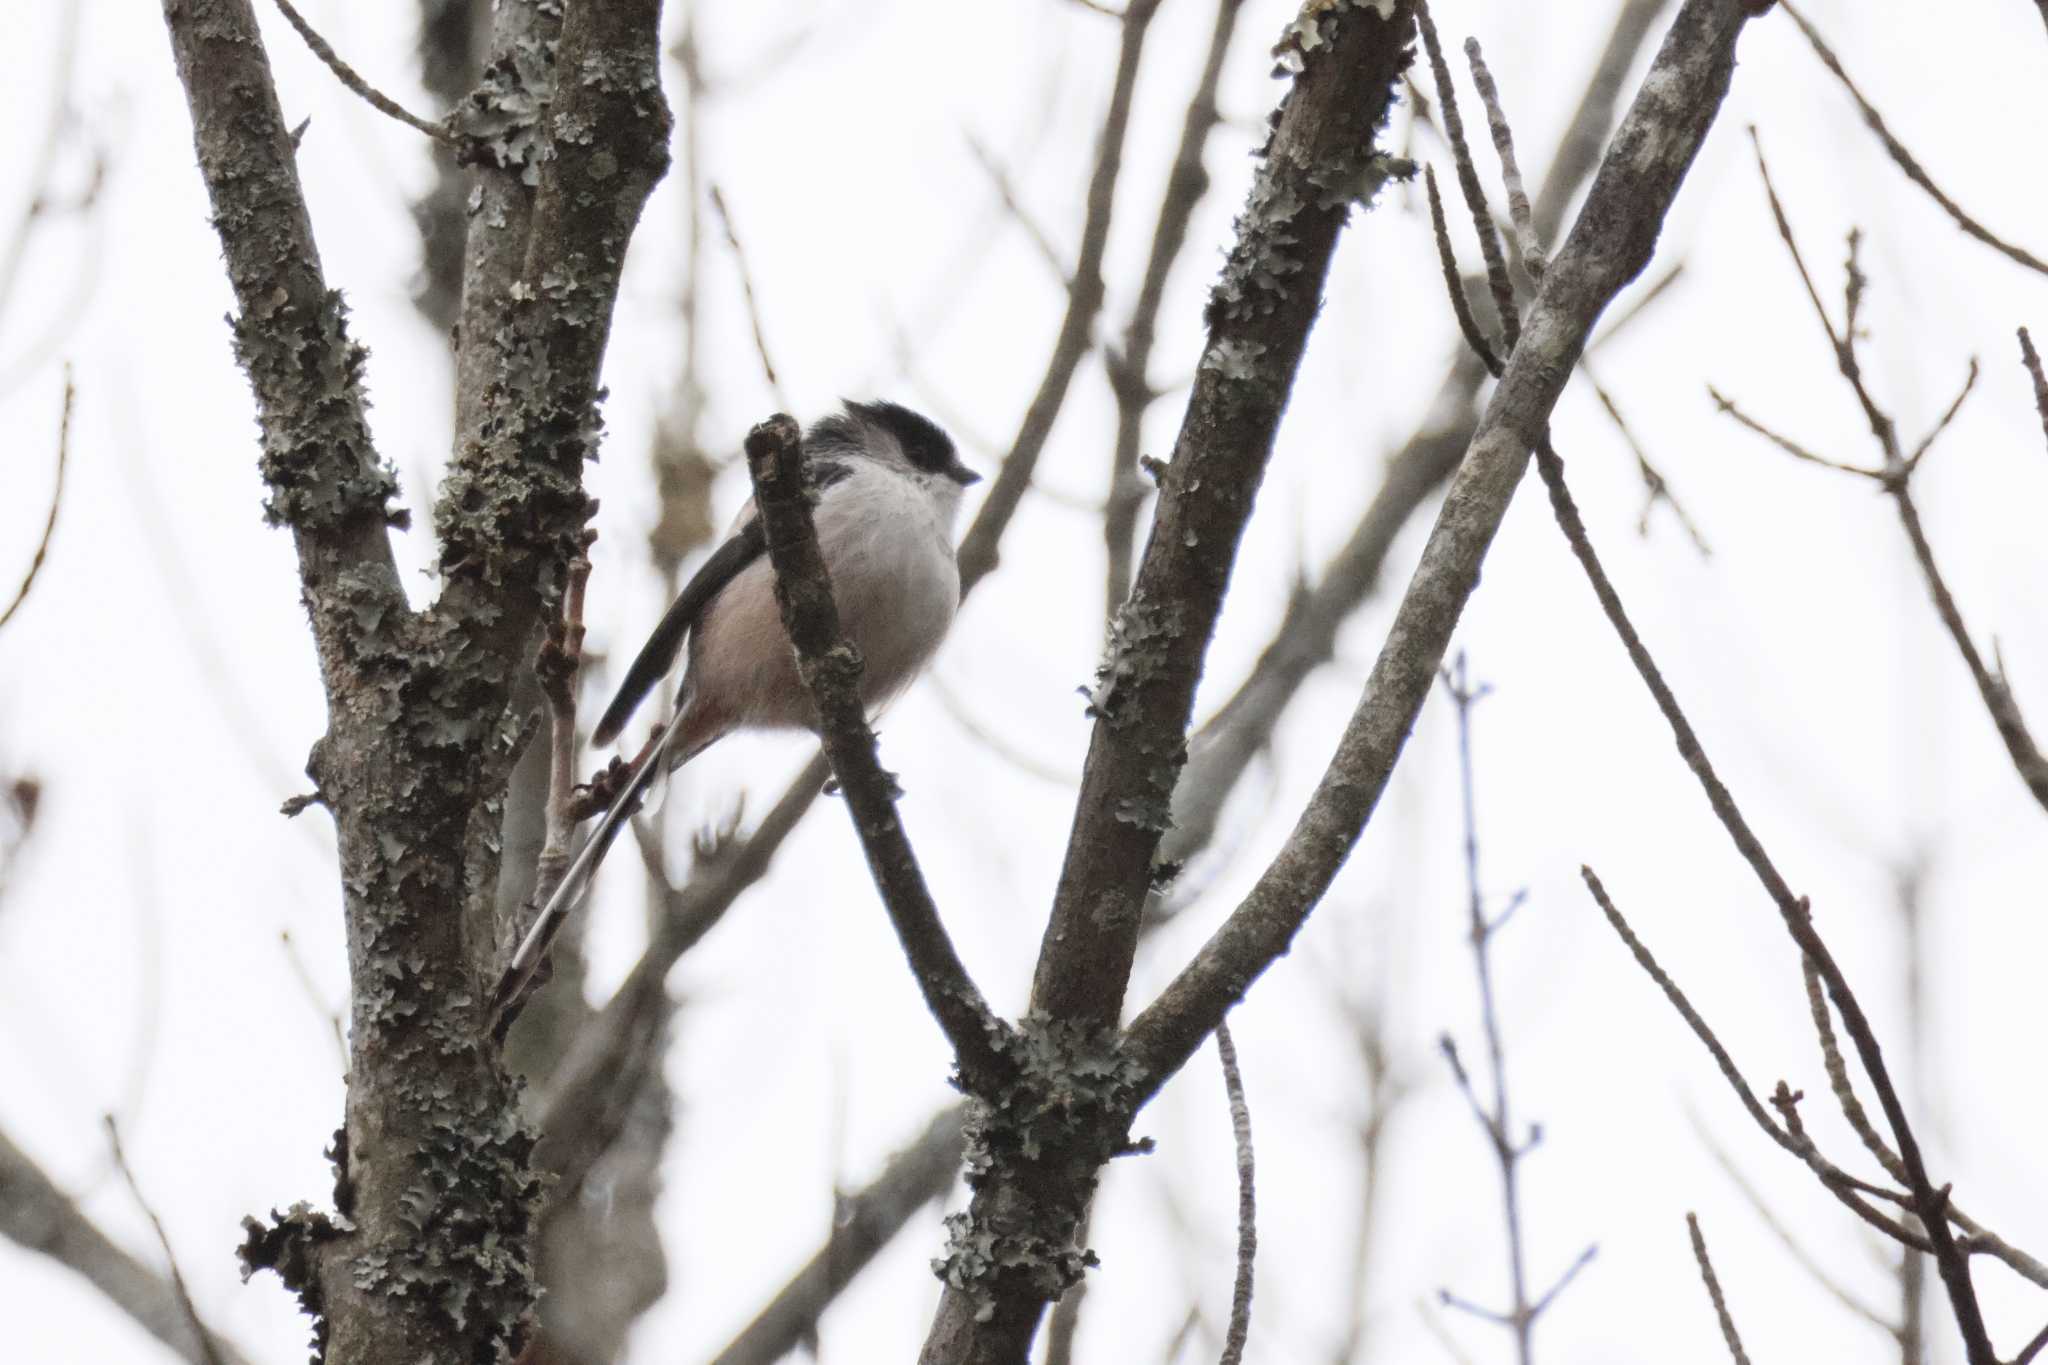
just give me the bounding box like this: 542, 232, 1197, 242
490, 401, 978, 1024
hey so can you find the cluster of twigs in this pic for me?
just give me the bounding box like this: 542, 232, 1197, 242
1416, 3, 2048, 1361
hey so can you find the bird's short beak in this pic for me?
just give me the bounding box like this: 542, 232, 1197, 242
948, 461, 982, 487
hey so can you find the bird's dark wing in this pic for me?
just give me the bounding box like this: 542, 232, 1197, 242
590, 456, 855, 746
591, 518, 766, 746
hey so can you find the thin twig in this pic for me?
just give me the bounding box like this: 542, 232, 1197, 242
1580, 869, 1930, 1249
1162, 1304, 1205, 1363
1693, 1115, 1897, 1331
1904, 358, 1977, 471
0, 1126, 256, 1365
1415, 0, 1518, 354
1687, 1214, 1754, 1365
534, 539, 594, 898
1888, 440, 2048, 818
1727, 144, 2048, 814
1437, 657, 1588, 1362
1802, 957, 1908, 1188
1462, 39, 1543, 280
1446, 660, 1526, 1349
1707, 387, 1877, 478
105, 1118, 227, 1365
707, 185, 788, 408
267, 0, 456, 144
1533, 447, 1995, 1360
2019, 327, 2048, 455
1583, 359, 1709, 554
953, 0, 1162, 593
1796, 954, 2048, 1291
1420, 56, 1983, 1318
1778, 2, 2048, 278
2014, 1318, 2048, 1365
927, 672, 1077, 787
1424, 167, 1501, 376
1216, 1018, 1256, 1365
492, 534, 596, 1030
1418, 1297, 1481, 1365
963, 136, 1073, 288
0, 369, 73, 633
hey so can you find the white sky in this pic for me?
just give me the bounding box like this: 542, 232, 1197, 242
2, 1, 2046, 1362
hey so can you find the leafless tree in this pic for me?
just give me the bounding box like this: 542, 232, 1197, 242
8, 0, 2047, 1362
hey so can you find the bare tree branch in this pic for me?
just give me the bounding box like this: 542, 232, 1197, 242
267, 0, 456, 143
165, 0, 670, 1353
2021, 327, 2048, 454
708, 184, 788, 407
666, 2, 1701, 1345
2015, 1318, 2048, 1365
1034, 0, 1416, 1039
1216, 1019, 1257, 1365
1716, 146, 2048, 813
103, 1119, 224, 1365
162, 0, 406, 629
965, 136, 1075, 290
1779, 1, 2048, 278
1435, 659, 1592, 1362
1582, 358, 1710, 552
710, 1109, 968, 1365
1102, 0, 1248, 614
1694, 1118, 1898, 1333
954, 0, 1163, 593
0, 1127, 257, 1365
1531, 451, 1997, 1359
1688, 1214, 1755, 1365
1153, 0, 1681, 930
0, 368, 71, 634
927, 9, 1423, 1357
0, 1, 88, 334
1415, 0, 1517, 354
1124, 0, 1766, 1097
1464, 39, 1543, 281
743, 414, 1009, 1087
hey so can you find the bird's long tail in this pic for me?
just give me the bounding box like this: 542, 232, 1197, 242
488, 715, 683, 1035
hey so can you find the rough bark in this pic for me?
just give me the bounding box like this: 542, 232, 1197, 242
1031, 0, 1416, 1039
918, 8, 1421, 1362
161, 0, 670, 1357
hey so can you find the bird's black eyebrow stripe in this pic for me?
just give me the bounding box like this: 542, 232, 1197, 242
590, 518, 767, 745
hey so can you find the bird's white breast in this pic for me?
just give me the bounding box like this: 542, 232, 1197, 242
684, 460, 963, 733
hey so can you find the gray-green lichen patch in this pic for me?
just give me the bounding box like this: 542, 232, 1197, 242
239, 1201, 346, 1360
1087, 593, 1184, 725
934, 1016, 1145, 1308
1270, 0, 1398, 76
452, 25, 558, 187
230, 287, 405, 533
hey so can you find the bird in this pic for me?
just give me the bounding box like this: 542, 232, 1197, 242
489, 400, 979, 1028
